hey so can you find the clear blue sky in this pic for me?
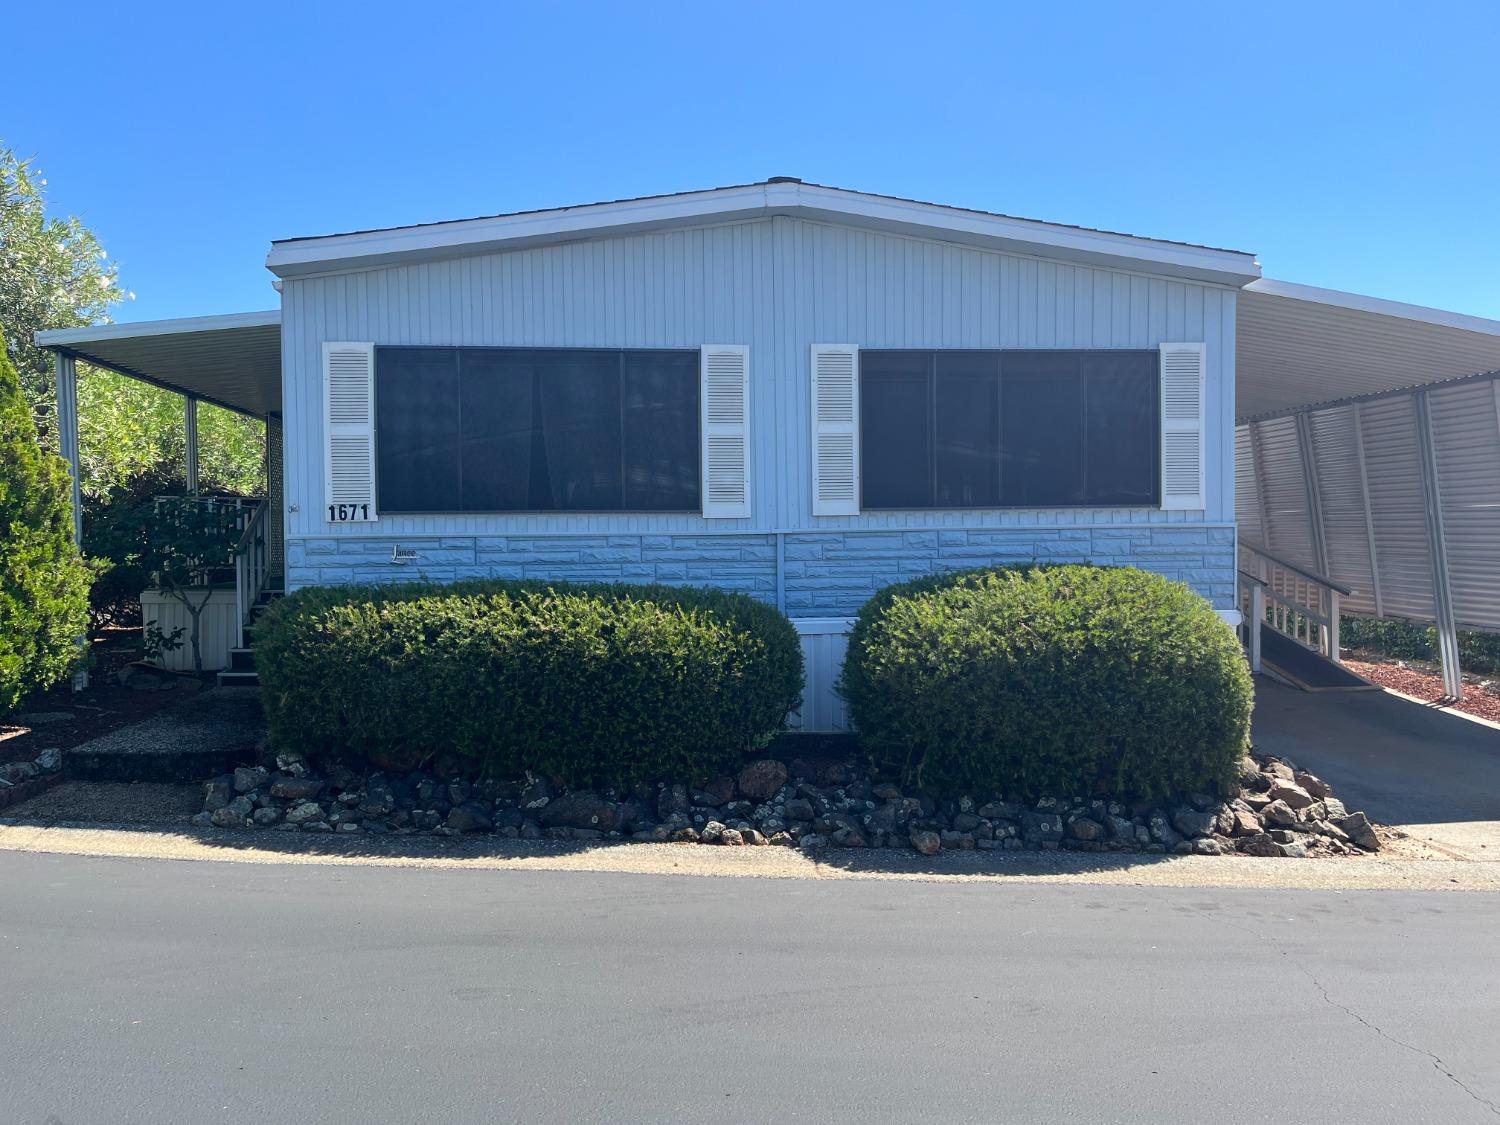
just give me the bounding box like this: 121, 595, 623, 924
10, 0, 1500, 322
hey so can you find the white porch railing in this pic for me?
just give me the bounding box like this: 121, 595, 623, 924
1238, 542, 1352, 665
233, 499, 271, 649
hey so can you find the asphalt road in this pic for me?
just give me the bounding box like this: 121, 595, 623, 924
3, 853, 1498, 1123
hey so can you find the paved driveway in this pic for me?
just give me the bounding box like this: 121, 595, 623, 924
1252, 677, 1500, 856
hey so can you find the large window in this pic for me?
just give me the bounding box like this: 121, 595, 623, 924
375, 347, 699, 513
860, 349, 1159, 509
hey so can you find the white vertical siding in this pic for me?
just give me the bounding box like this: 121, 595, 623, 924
281, 217, 1237, 542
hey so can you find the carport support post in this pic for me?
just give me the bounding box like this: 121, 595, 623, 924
53, 351, 88, 691
1415, 390, 1463, 700
184, 394, 200, 494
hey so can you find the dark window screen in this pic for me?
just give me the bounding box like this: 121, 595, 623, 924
860, 349, 1158, 509
860, 352, 932, 510
375, 347, 698, 513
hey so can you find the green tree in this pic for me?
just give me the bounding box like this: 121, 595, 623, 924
0, 332, 93, 713
122, 497, 241, 673
0, 145, 264, 498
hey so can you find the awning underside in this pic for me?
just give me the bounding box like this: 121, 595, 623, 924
1237, 280, 1500, 421
37, 312, 281, 418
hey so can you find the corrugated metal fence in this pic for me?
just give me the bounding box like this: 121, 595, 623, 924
1236, 373, 1500, 633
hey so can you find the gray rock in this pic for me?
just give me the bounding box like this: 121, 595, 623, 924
210, 806, 245, 827
1067, 817, 1104, 842
1269, 781, 1317, 810
909, 829, 942, 856
1335, 811, 1381, 851
34, 748, 62, 774
1322, 797, 1349, 820
301, 820, 333, 833
798, 833, 829, 850
768, 831, 798, 847
1261, 799, 1298, 828
977, 800, 1021, 820
201, 778, 233, 811
700, 820, 727, 843
285, 801, 326, 826
233, 766, 269, 793
446, 803, 494, 833
252, 807, 283, 826
783, 798, 816, 822
540, 792, 621, 832
953, 812, 982, 832
360, 783, 396, 817
1192, 837, 1225, 856
656, 783, 689, 819
189, 810, 214, 827
0, 760, 40, 784
1279, 839, 1309, 858
829, 826, 867, 848
1147, 814, 1183, 847
703, 775, 739, 806
519, 776, 553, 809
939, 830, 975, 850
1238, 832, 1281, 857
1170, 808, 1217, 838
719, 828, 746, 846
1295, 771, 1331, 799
737, 759, 789, 802
275, 751, 310, 778
742, 828, 768, 846
270, 777, 324, 802
336, 822, 361, 833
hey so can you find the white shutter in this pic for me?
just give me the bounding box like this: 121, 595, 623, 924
323, 342, 377, 522
700, 345, 750, 518
811, 344, 859, 516
1159, 342, 1206, 510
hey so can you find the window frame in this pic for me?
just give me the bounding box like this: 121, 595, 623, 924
857, 348, 1161, 512
372, 344, 702, 516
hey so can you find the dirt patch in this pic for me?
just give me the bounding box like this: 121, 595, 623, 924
1344, 656, 1500, 723
1, 629, 213, 763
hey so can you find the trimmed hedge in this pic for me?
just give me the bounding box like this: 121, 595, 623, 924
840, 565, 1253, 800
1340, 615, 1500, 676
254, 579, 803, 787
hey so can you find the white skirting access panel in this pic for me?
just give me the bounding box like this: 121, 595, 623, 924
786, 618, 854, 733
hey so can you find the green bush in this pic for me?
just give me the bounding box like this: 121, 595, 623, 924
255, 579, 803, 787
0, 332, 92, 714
840, 565, 1253, 799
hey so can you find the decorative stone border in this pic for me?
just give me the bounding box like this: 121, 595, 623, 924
191, 750, 1380, 858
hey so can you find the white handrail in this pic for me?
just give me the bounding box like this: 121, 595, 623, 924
1238, 542, 1344, 662
233, 500, 270, 650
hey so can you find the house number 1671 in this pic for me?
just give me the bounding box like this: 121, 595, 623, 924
328, 503, 371, 521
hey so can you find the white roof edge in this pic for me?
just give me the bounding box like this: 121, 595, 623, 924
35, 309, 280, 349
265, 182, 1261, 285
1246, 278, 1500, 337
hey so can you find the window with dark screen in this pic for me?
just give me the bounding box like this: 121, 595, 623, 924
859, 349, 1158, 509
374, 347, 699, 513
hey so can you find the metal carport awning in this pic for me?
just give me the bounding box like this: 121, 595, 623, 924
1235, 279, 1500, 698
36, 309, 282, 419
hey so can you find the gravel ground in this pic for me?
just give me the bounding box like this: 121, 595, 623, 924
2, 807, 1496, 891
1345, 657, 1500, 723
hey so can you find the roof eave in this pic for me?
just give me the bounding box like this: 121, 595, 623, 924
265, 183, 1261, 288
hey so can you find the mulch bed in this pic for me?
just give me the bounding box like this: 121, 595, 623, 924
0, 628, 212, 766
1343, 655, 1500, 723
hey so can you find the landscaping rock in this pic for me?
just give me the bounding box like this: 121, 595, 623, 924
284, 801, 326, 826
1067, 817, 1104, 842
539, 792, 620, 832
446, 803, 494, 833
1335, 811, 1381, 852
234, 766, 269, 793
519, 777, 553, 810
210, 806, 246, 827
1170, 808, 1216, 838
270, 777, 324, 802
1261, 799, 1298, 828
736, 759, 788, 803
1269, 781, 1317, 810
34, 748, 63, 774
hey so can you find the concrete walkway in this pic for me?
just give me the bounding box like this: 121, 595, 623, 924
1253, 677, 1500, 858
